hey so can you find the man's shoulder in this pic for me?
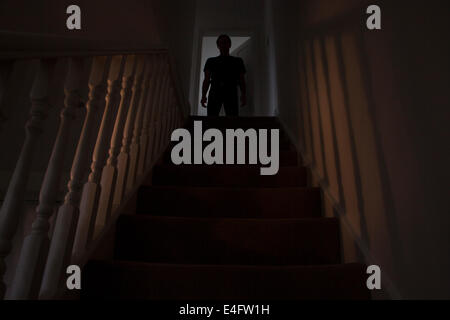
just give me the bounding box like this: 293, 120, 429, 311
206, 56, 220, 63
204, 57, 218, 71
231, 56, 245, 67
230, 55, 243, 61
205, 56, 220, 66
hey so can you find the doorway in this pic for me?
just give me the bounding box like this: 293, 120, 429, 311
196, 35, 252, 116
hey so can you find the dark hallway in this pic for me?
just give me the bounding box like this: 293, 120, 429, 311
0, 0, 449, 302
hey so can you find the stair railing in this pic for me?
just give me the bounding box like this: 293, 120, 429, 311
0, 49, 187, 300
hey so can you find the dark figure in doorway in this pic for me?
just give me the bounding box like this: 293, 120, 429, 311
201, 34, 247, 116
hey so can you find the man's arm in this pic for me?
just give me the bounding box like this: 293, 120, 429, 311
239, 72, 247, 107
201, 70, 211, 108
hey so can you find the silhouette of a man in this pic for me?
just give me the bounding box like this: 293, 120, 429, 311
201, 35, 247, 116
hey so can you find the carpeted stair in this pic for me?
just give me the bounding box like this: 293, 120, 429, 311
82, 116, 370, 300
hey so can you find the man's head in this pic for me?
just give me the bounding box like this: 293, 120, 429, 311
217, 34, 232, 55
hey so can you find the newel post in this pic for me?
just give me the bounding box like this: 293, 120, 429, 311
0, 59, 56, 299
72, 55, 125, 258
39, 56, 110, 299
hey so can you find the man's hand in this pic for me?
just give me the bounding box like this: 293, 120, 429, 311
239, 72, 246, 107
201, 70, 211, 108
240, 94, 247, 107
201, 96, 208, 108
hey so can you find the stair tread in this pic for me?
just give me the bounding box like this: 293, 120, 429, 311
160, 149, 298, 166
187, 116, 283, 127
81, 116, 368, 300
82, 260, 370, 300
150, 165, 307, 187
137, 186, 321, 218
166, 137, 294, 150
115, 214, 340, 265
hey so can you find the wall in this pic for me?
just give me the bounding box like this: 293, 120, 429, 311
268, 0, 303, 125
150, 0, 197, 108
276, 0, 450, 299
0, 0, 162, 48
232, 39, 253, 117
261, 0, 279, 116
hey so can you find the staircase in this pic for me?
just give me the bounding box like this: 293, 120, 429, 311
81, 116, 370, 300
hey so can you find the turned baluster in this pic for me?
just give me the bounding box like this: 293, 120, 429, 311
0, 59, 55, 299
137, 54, 162, 176
7, 58, 85, 300
93, 55, 136, 238
39, 56, 110, 299
113, 56, 146, 208
72, 56, 125, 258
126, 56, 153, 191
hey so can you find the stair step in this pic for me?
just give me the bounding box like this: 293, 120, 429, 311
81, 261, 370, 300
150, 165, 307, 187
115, 215, 340, 265
160, 149, 298, 166
167, 134, 294, 150
137, 186, 321, 218
187, 116, 282, 129
181, 123, 292, 147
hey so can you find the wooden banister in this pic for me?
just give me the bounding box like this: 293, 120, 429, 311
0, 43, 188, 299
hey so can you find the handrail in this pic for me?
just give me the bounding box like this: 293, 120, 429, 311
0, 30, 166, 60
0, 48, 168, 60
0, 30, 189, 115
0, 46, 187, 299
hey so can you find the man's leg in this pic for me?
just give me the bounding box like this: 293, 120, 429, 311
223, 88, 239, 116
207, 93, 222, 116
